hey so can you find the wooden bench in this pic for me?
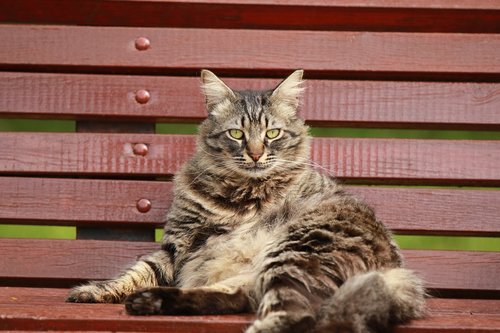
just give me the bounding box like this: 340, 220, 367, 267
1, 0, 499, 331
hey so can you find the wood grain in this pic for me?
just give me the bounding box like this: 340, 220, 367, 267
2, 72, 499, 130
1, 288, 500, 332
1, 25, 499, 80
1, 0, 499, 33
0, 133, 196, 177
0, 177, 173, 226
1, 177, 499, 236
2, 288, 499, 314
1, 133, 498, 185
349, 187, 500, 236
0, 239, 499, 292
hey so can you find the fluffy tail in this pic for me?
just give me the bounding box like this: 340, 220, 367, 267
315, 268, 426, 333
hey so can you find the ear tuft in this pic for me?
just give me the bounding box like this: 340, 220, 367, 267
200, 70, 235, 111
270, 70, 304, 108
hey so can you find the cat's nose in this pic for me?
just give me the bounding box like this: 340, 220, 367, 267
249, 152, 263, 162
247, 144, 264, 162
247, 141, 264, 162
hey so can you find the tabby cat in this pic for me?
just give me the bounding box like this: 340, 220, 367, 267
67, 70, 425, 333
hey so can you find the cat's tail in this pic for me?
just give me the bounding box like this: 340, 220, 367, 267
315, 268, 426, 333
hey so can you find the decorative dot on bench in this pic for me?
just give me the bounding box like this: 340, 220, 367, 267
134, 37, 150, 51
132, 143, 149, 156
135, 89, 151, 104
136, 199, 152, 213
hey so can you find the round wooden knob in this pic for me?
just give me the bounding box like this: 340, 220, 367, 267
136, 199, 152, 213
135, 89, 151, 104
133, 143, 149, 156
135, 37, 151, 51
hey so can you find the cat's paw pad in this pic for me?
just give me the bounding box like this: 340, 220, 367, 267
125, 291, 164, 315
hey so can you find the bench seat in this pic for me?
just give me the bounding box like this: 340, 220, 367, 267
1, 287, 499, 332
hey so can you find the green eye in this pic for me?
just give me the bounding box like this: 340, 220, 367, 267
266, 129, 281, 139
229, 129, 244, 140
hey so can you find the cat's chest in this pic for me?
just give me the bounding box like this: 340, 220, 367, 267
177, 221, 283, 288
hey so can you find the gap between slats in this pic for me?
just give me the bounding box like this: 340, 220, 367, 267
1, 0, 499, 33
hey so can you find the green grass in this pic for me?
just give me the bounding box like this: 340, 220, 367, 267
1, 118, 499, 252
0, 119, 75, 132
0, 225, 76, 239
394, 235, 500, 252
310, 128, 500, 140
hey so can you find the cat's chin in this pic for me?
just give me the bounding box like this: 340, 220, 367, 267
237, 165, 273, 178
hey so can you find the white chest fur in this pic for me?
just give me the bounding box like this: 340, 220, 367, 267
177, 221, 284, 291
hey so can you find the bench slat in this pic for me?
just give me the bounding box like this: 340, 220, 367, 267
1, 133, 498, 186
1, 287, 497, 314
1, 288, 500, 332
1, 25, 499, 80
2, 72, 499, 130
1, 239, 499, 293
1, 0, 499, 33
1, 177, 499, 236
0, 177, 173, 226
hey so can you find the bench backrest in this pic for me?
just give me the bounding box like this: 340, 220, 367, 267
0, 1, 499, 298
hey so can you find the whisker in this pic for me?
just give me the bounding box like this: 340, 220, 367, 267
271, 157, 337, 177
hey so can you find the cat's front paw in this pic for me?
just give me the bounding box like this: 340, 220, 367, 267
125, 289, 166, 315
66, 283, 120, 303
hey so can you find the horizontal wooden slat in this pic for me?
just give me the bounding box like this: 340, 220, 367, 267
0, 239, 498, 293
0, 289, 499, 333
1, 0, 499, 33
0, 291, 497, 333
1, 133, 498, 185
1, 177, 499, 236
2, 73, 500, 130
3, 287, 500, 315
404, 249, 500, 293
1, 25, 499, 80
350, 187, 500, 236
0, 177, 173, 226
0, 133, 194, 176
310, 138, 500, 185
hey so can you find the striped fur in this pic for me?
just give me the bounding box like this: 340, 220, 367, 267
67, 70, 425, 333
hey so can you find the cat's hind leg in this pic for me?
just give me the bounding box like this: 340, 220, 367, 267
246, 224, 342, 333
66, 250, 173, 303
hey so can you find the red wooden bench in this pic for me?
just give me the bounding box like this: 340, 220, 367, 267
1, 1, 499, 331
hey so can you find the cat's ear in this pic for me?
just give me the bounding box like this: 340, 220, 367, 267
270, 70, 305, 111
200, 69, 236, 113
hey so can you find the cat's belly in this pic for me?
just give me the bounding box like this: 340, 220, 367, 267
177, 223, 282, 290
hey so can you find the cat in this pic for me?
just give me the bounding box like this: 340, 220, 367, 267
67, 69, 425, 333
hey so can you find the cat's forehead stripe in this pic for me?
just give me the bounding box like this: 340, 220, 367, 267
242, 94, 264, 123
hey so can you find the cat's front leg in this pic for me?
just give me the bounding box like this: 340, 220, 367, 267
125, 286, 251, 315
66, 250, 173, 303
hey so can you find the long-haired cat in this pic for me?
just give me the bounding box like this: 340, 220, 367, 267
67, 70, 425, 333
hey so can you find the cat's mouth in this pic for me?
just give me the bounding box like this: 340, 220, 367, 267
240, 163, 271, 172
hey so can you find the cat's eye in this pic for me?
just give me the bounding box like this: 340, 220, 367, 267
266, 129, 281, 139
228, 129, 244, 140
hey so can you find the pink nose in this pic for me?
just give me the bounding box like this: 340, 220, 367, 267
249, 152, 263, 162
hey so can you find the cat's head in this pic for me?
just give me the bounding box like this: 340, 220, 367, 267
197, 70, 310, 179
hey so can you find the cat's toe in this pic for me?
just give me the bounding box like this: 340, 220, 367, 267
125, 291, 164, 315
66, 287, 99, 303
66, 284, 121, 303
